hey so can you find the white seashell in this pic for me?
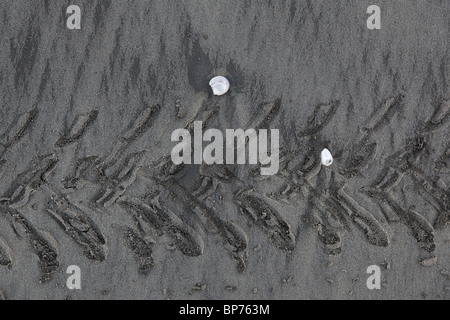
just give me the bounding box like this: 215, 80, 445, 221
209, 76, 230, 96
321, 148, 333, 166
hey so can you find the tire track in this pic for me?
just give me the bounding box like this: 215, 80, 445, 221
379, 115, 449, 230
361, 97, 449, 250
270, 94, 396, 252
63, 105, 160, 207
0, 108, 38, 159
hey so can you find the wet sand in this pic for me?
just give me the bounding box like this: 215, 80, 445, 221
0, 0, 448, 299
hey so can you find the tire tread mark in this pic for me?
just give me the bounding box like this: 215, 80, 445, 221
235, 190, 296, 252
246, 98, 282, 130
364, 189, 435, 252
95, 151, 146, 208
383, 141, 448, 231
184, 104, 220, 133
0, 107, 38, 158
102, 104, 160, 170
0, 237, 12, 267
62, 156, 102, 189
46, 191, 107, 262
0, 205, 59, 281
360, 94, 403, 141
122, 104, 161, 143
341, 142, 378, 178
156, 180, 249, 273
2, 153, 58, 208
297, 100, 340, 137
309, 202, 342, 255
336, 189, 389, 247
409, 168, 449, 229
418, 99, 449, 133
340, 94, 404, 177
119, 197, 204, 257
55, 110, 99, 147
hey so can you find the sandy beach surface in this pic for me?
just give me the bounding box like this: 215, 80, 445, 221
0, 0, 448, 300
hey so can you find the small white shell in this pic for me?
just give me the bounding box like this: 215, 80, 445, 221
321, 148, 333, 166
209, 76, 230, 96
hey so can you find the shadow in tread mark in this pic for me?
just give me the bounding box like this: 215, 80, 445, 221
124, 227, 154, 276
0, 160, 5, 180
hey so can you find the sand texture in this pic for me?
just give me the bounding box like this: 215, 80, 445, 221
0, 0, 448, 300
